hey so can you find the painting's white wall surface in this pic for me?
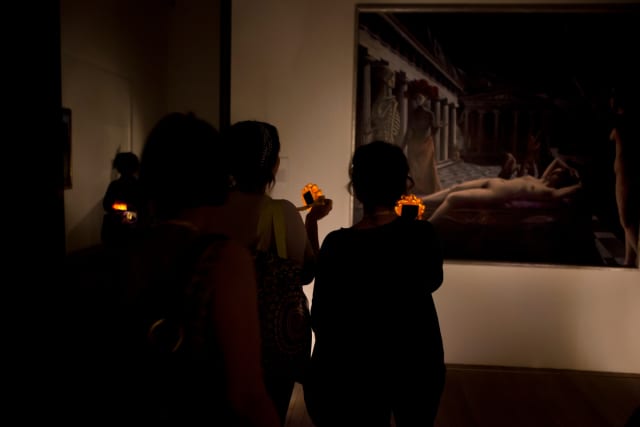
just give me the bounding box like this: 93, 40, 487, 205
231, 0, 640, 373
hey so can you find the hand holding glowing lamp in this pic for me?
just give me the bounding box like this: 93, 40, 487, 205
112, 201, 138, 224
298, 183, 326, 211
394, 194, 425, 220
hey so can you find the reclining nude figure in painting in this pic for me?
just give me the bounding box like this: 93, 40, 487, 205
421, 155, 583, 224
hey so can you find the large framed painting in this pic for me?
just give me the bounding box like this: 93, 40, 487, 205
353, 3, 640, 268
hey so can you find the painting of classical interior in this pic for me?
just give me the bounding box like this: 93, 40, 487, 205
354, 6, 640, 268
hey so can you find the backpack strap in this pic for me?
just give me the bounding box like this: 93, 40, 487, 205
144, 232, 229, 354
172, 232, 229, 314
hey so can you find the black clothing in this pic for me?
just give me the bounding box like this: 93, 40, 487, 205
304, 217, 445, 426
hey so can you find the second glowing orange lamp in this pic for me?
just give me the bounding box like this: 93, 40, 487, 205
394, 194, 425, 220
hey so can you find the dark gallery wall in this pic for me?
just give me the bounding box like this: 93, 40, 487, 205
9, 6, 64, 273
7, 2, 67, 395
17, 3, 65, 260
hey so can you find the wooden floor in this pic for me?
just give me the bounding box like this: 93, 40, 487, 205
285, 364, 640, 427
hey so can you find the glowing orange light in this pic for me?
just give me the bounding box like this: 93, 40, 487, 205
124, 211, 137, 222
112, 202, 128, 211
300, 183, 324, 209
394, 194, 426, 219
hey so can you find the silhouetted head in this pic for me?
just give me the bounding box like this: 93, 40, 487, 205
224, 120, 281, 194
139, 112, 228, 221
349, 140, 410, 212
113, 152, 140, 177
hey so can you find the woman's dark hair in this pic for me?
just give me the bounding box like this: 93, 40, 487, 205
113, 152, 140, 176
349, 140, 410, 211
139, 112, 228, 220
223, 120, 281, 194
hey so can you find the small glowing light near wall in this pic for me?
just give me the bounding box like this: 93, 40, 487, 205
124, 211, 137, 222
394, 194, 425, 220
111, 201, 137, 223
112, 202, 128, 211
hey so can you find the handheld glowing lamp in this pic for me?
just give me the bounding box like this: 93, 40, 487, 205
112, 201, 137, 223
299, 183, 325, 210
394, 194, 425, 220
112, 202, 128, 211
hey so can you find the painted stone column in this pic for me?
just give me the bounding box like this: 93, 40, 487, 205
441, 100, 449, 160
395, 71, 408, 150
449, 103, 458, 160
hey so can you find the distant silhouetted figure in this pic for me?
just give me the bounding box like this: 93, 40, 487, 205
101, 151, 142, 246
303, 140, 445, 426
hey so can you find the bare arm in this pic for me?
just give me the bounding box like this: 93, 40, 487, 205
281, 198, 332, 283
304, 196, 333, 256
551, 182, 583, 199
541, 157, 579, 181
208, 241, 280, 427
